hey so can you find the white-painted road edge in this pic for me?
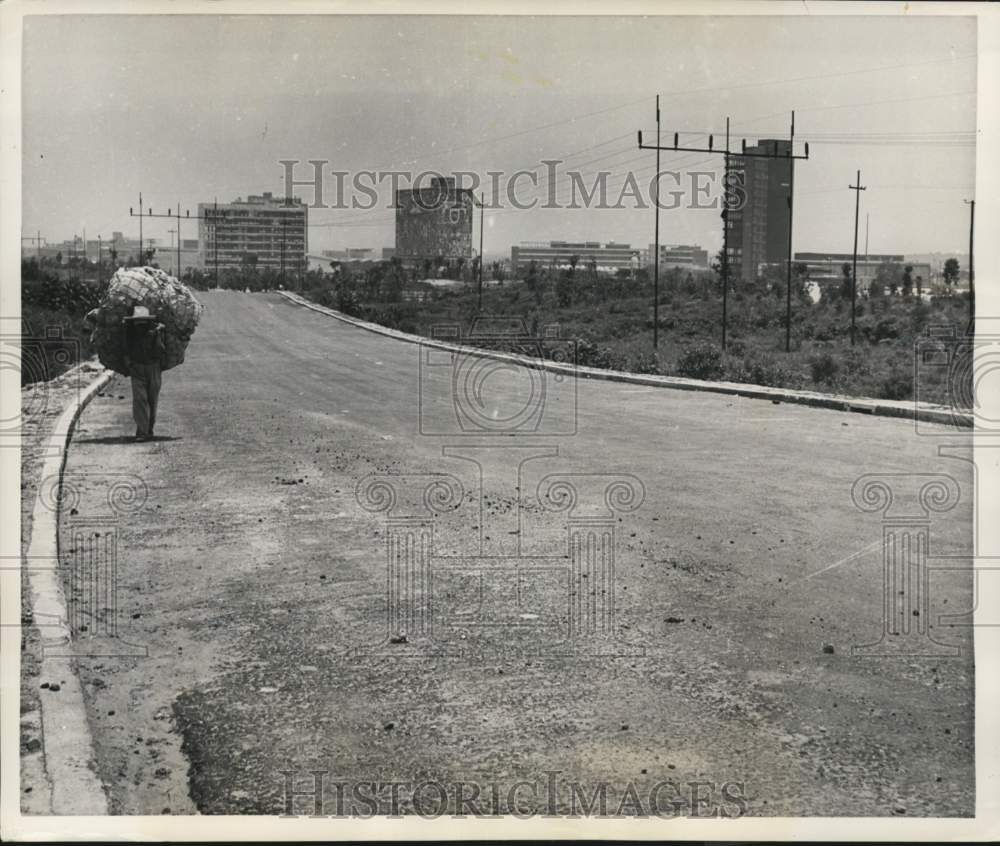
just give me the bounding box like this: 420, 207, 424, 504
276, 290, 972, 428
26, 367, 113, 814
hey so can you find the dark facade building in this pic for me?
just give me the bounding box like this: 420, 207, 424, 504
394, 177, 474, 261
725, 139, 791, 284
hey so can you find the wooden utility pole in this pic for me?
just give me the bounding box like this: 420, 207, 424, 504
640, 111, 809, 352
280, 216, 287, 289
849, 170, 866, 346
653, 95, 661, 349
722, 117, 730, 350
132, 198, 227, 282
138, 193, 143, 264
784, 111, 796, 353
478, 192, 485, 311
965, 198, 975, 332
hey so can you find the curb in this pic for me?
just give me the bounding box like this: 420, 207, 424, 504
276, 291, 971, 428
25, 366, 113, 814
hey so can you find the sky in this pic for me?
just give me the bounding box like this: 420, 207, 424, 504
21, 13, 977, 259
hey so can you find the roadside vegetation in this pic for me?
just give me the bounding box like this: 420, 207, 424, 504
22, 255, 970, 407
20, 258, 106, 385
288, 258, 970, 407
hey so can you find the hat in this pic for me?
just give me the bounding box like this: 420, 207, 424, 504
126, 305, 154, 320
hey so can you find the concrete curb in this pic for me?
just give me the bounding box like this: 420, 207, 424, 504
276, 291, 972, 428
25, 366, 113, 814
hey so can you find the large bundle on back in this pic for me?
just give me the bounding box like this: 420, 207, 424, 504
92, 267, 203, 374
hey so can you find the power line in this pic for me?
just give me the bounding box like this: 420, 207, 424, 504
732, 87, 976, 127
338, 53, 975, 174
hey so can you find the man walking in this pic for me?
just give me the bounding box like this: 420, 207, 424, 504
122, 304, 166, 442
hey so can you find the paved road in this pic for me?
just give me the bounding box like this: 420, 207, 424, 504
61, 290, 974, 817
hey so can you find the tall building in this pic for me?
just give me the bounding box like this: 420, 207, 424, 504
511, 241, 640, 273
725, 139, 791, 284
394, 177, 474, 261
197, 192, 307, 273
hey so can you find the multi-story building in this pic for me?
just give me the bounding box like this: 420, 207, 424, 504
197, 192, 307, 273
725, 139, 791, 284
794, 252, 932, 292
322, 247, 374, 261
394, 177, 474, 261
511, 240, 641, 273
643, 244, 709, 270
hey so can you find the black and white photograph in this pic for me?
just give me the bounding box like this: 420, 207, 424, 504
2, 1, 998, 840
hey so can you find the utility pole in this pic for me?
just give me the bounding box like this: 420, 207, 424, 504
964, 198, 974, 332
167, 228, 176, 272
213, 199, 222, 289
849, 170, 866, 346
213, 199, 219, 289
722, 117, 730, 350
653, 95, 661, 349
21, 233, 44, 262
478, 191, 485, 311
280, 216, 287, 290
640, 110, 809, 352
132, 198, 223, 281
784, 111, 795, 353
98, 235, 102, 282
138, 192, 143, 265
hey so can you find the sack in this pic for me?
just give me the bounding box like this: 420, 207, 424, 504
92, 267, 204, 374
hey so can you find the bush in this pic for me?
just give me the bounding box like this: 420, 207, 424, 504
873, 318, 900, 342
21, 304, 92, 385
22, 275, 106, 315
880, 369, 913, 401
726, 350, 795, 388
809, 352, 840, 385
574, 339, 617, 370
676, 341, 723, 380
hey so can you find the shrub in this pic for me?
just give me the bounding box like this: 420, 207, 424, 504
873, 318, 900, 342
840, 347, 872, 378
676, 341, 723, 380
22, 275, 106, 315
335, 286, 363, 316
880, 369, 913, 401
574, 339, 617, 370
726, 351, 794, 388
809, 352, 840, 385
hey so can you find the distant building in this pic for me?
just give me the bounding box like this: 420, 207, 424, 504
21, 232, 185, 273
197, 192, 307, 273
644, 244, 709, 270
725, 139, 791, 284
511, 240, 641, 273
794, 252, 932, 292
323, 247, 374, 261
394, 177, 474, 261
